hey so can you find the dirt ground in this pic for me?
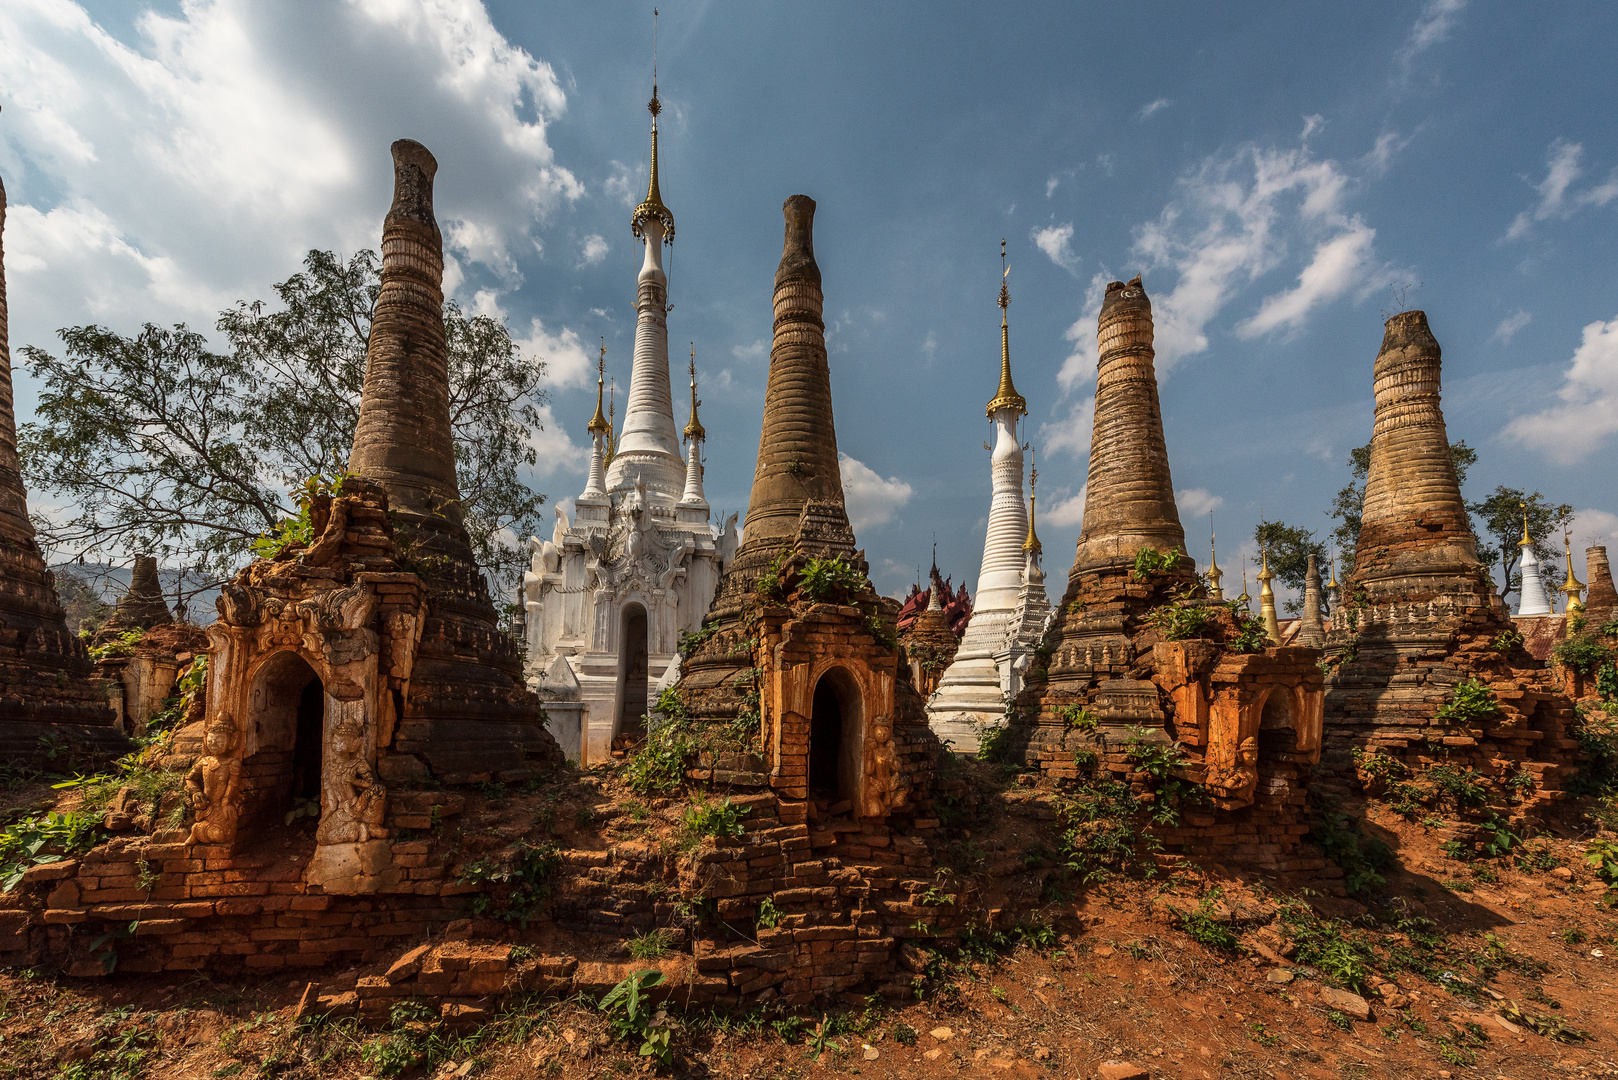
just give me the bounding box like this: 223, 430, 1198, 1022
3, 761, 1617, 1080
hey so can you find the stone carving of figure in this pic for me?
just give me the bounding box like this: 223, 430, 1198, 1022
316, 718, 389, 844
862, 716, 906, 817
1205, 735, 1260, 807
185, 716, 242, 846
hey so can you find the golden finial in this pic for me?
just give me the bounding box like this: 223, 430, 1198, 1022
1205, 512, 1224, 599
1258, 542, 1281, 644
683, 342, 705, 442
986, 238, 1027, 418
1519, 501, 1533, 547
1327, 549, 1339, 590
1563, 529, 1586, 612
1023, 448, 1042, 554
587, 337, 610, 435
1238, 567, 1251, 608
631, 10, 675, 243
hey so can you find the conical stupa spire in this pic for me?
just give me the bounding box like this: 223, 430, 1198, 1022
1516, 503, 1553, 616
346, 139, 554, 777
96, 555, 172, 643
679, 344, 707, 508
741, 195, 844, 548
1584, 546, 1618, 621
1297, 552, 1325, 647
1258, 544, 1281, 644
1205, 514, 1224, 600
1561, 533, 1585, 613
986, 240, 1026, 418
1069, 276, 1187, 576
1349, 310, 1484, 605
0, 172, 121, 755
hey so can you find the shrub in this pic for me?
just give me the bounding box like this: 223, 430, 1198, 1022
1279, 906, 1373, 993
976, 720, 1014, 764
599, 969, 672, 1067
1, 811, 103, 890
1142, 602, 1216, 640
1434, 679, 1500, 724
1058, 704, 1099, 732
1131, 547, 1181, 579
1178, 898, 1239, 952
1585, 838, 1618, 889
681, 797, 749, 844
1224, 603, 1272, 653
1598, 662, 1618, 702
798, 555, 864, 603
627, 928, 673, 960
87, 628, 145, 662
1552, 633, 1612, 675
1491, 629, 1526, 653
456, 842, 560, 926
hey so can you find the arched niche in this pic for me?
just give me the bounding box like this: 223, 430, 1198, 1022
243, 651, 325, 828
1257, 685, 1300, 755
809, 666, 863, 807
615, 601, 650, 745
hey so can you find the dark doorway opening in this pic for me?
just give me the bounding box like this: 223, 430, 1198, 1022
810, 678, 843, 797
291, 678, 324, 802
616, 604, 649, 745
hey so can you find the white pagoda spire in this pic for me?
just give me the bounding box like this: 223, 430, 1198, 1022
679, 343, 707, 510
605, 76, 684, 499
1516, 502, 1553, 616
929, 242, 1032, 752
580, 338, 610, 501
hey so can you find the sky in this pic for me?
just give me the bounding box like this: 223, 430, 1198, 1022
1, 0, 1615, 606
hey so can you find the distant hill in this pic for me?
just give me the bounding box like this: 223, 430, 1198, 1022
49, 562, 220, 634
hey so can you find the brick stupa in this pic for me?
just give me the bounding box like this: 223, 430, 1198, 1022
1008, 276, 1328, 877
94, 555, 172, 644
0, 173, 124, 761
345, 140, 558, 781
1321, 311, 1577, 814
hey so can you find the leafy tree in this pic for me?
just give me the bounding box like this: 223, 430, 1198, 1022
19, 249, 549, 601
1328, 440, 1477, 578
1252, 520, 1330, 615
1467, 488, 1573, 606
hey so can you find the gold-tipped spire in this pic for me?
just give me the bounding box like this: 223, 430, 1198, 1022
1327, 550, 1339, 590
587, 337, 610, 435
986, 239, 1027, 418
1238, 567, 1251, 608
1023, 448, 1042, 553
1205, 512, 1224, 599
1519, 501, 1533, 547
683, 342, 705, 442
1563, 531, 1586, 612
630, 16, 675, 243
1257, 543, 1281, 644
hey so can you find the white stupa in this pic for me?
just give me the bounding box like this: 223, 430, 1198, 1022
1515, 503, 1553, 616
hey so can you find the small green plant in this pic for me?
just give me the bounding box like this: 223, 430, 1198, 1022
976, 719, 1014, 764
1434, 678, 1500, 723
676, 624, 717, 657
681, 797, 749, 844
252, 467, 355, 558
627, 928, 673, 960
1559, 926, 1587, 946
890, 1022, 917, 1046
600, 969, 672, 1066
1142, 601, 1216, 640
805, 1015, 843, 1060
1278, 905, 1373, 993
1058, 704, 1099, 732
1584, 838, 1618, 888
86, 628, 145, 662
456, 842, 561, 926
1, 810, 103, 890
1597, 662, 1618, 701
756, 895, 781, 930
798, 555, 864, 603
1178, 898, 1239, 952
1477, 816, 1521, 858
1552, 632, 1612, 675
1225, 602, 1272, 653
1131, 546, 1180, 579
1491, 628, 1526, 653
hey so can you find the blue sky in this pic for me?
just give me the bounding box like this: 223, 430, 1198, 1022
2, 1, 1614, 603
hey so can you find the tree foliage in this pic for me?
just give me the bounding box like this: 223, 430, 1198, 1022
1468, 487, 1573, 604
19, 249, 549, 601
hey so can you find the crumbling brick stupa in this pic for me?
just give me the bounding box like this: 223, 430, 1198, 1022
0, 173, 125, 764
1006, 277, 1328, 877
1320, 311, 1580, 816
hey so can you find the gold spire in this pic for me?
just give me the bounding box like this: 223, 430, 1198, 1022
630, 21, 675, 243
683, 342, 705, 441
1238, 567, 1251, 607
1023, 449, 1042, 553
587, 338, 610, 435
1258, 543, 1281, 644
1327, 550, 1338, 590
986, 239, 1027, 418
1205, 512, 1224, 599
1519, 501, 1533, 548
1563, 531, 1586, 611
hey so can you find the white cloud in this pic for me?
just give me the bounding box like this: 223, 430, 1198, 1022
1505, 139, 1618, 241
1038, 396, 1095, 459
1574, 509, 1618, 552
526, 402, 586, 479
921, 331, 937, 361
1131, 134, 1394, 369
1045, 175, 1060, 199
1505, 314, 1618, 463
1236, 220, 1378, 338
732, 338, 767, 362
603, 161, 637, 206
1175, 488, 1224, 520
0, 0, 581, 365
1031, 222, 1079, 274
1398, 0, 1467, 69
1055, 273, 1110, 393
577, 234, 608, 267
708, 368, 735, 392
512, 316, 593, 390
1137, 98, 1172, 121
839, 453, 912, 534
1493, 310, 1532, 343
1043, 484, 1087, 529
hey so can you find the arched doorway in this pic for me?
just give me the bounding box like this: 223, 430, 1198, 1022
616, 603, 649, 745
809, 669, 861, 804
1258, 687, 1298, 755
245, 652, 325, 828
